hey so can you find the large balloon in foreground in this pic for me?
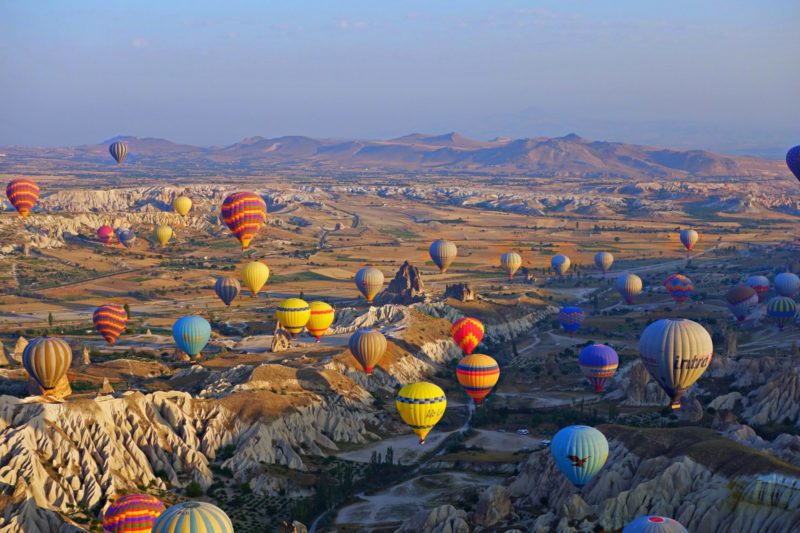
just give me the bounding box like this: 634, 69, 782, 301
275, 298, 311, 337
214, 276, 240, 306
726, 284, 758, 324
93, 304, 128, 346
241, 261, 269, 296
787, 145, 800, 181
355, 266, 384, 303
456, 353, 500, 405
154, 224, 173, 246
22, 337, 72, 390
578, 344, 619, 393
221, 191, 267, 249
429, 240, 458, 273
6, 179, 40, 218
616, 273, 643, 304
665, 274, 693, 304
102, 493, 165, 533
109, 141, 128, 164
172, 316, 211, 356
551, 254, 571, 276
746, 274, 770, 302
97, 225, 114, 245
623, 516, 688, 533
594, 251, 614, 273
558, 306, 585, 334
679, 229, 698, 251
173, 195, 192, 217
551, 425, 609, 488
774, 272, 800, 297
501, 252, 522, 280
451, 317, 484, 356
151, 501, 233, 533
348, 328, 387, 374
766, 296, 796, 331
396, 382, 447, 444
639, 318, 713, 409
307, 301, 335, 341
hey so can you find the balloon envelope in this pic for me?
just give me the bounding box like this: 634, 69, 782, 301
429, 240, 458, 273
787, 145, 800, 181
679, 229, 698, 251
623, 516, 688, 533
726, 284, 758, 324
172, 316, 211, 356
551, 254, 571, 276
23, 337, 72, 390
307, 301, 335, 341
578, 344, 619, 393
594, 251, 614, 273
154, 225, 173, 246
349, 328, 387, 374
109, 141, 128, 164
558, 306, 585, 334
221, 191, 267, 249
241, 261, 269, 296
97, 225, 114, 245
551, 425, 609, 488
745, 275, 770, 302
501, 252, 522, 280
451, 317, 485, 355
6, 179, 40, 218
93, 304, 128, 345
103, 493, 165, 533
355, 266, 384, 303
774, 272, 800, 297
173, 195, 192, 216
395, 382, 447, 444
616, 273, 643, 304
665, 274, 693, 304
151, 502, 233, 533
766, 296, 796, 331
214, 276, 240, 306
276, 298, 311, 336
456, 353, 500, 404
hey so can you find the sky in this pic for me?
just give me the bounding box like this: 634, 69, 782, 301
1, 0, 798, 157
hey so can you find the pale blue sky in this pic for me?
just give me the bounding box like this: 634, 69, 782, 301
1, 1, 797, 156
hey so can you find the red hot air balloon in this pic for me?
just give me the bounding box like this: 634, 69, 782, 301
451, 317, 485, 355
93, 304, 128, 345
6, 179, 40, 218
221, 192, 267, 249
97, 225, 114, 245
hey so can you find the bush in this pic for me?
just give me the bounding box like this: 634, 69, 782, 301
185, 481, 204, 497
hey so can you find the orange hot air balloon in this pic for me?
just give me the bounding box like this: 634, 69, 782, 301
6, 179, 40, 218
451, 317, 484, 356
93, 304, 128, 345
221, 191, 267, 249
456, 353, 500, 405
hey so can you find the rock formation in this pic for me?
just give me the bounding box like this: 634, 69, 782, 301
473, 485, 512, 527
278, 520, 308, 533
519, 266, 536, 284
271, 328, 291, 352
376, 261, 426, 305
396, 505, 470, 533
12, 336, 27, 364
444, 282, 475, 302
27, 374, 72, 400
0, 341, 15, 367
99, 378, 114, 395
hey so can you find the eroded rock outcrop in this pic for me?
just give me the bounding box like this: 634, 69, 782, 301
396, 504, 470, 533
377, 261, 426, 305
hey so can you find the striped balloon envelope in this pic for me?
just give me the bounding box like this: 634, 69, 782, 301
93, 304, 128, 345
22, 337, 72, 390
623, 515, 688, 533
214, 276, 240, 306
615, 273, 643, 304
275, 298, 311, 336
774, 272, 800, 297
307, 301, 335, 341
354, 266, 384, 303
594, 251, 614, 273
726, 284, 758, 324
578, 344, 619, 393
97, 225, 114, 245
558, 306, 585, 334
109, 141, 128, 164
103, 493, 165, 532
679, 229, 699, 251
745, 275, 770, 302
151, 502, 233, 533
551, 254, 571, 276
551, 425, 609, 488
665, 274, 693, 304
766, 296, 797, 331
451, 317, 484, 356
221, 191, 267, 250
395, 382, 447, 444
6, 178, 40, 218
348, 328, 387, 374
500, 252, 522, 280
429, 240, 458, 273
456, 353, 500, 405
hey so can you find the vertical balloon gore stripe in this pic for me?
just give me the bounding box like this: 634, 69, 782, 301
6, 179, 40, 218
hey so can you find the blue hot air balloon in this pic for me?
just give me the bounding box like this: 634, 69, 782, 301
766, 296, 797, 331
551, 425, 609, 488
623, 515, 688, 533
558, 306, 585, 334
787, 145, 800, 181
578, 344, 619, 393
172, 316, 211, 356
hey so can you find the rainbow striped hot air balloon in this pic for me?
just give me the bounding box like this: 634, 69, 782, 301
501, 252, 522, 280
214, 276, 240, 306
151, 502, 233, 533
23, 337, 72, 390
93, 304, 128, 346
109, 141, 128, 164
551, 254, 571, 277
307, 301, 335, 341
558, 306, 585, 335
665, 274, 693, 304
172, 316, 211, 357
276, 298, 311, 337
451, 317, 484, 356
6, 179, 40, 218
551, 425, 609, 488
766, 296, 797, 331
456, 353, 500, 405
578, 344, 619, 393
349, 328, 387, 374
746, 275, 770, 303
429, 240, 458, 273
221, 191, 267, 249
103, 493, 165, 533
623, 516, 688, 533
396, 382, 447, 444
97, 225, 114, 245
355, 266, 384, 303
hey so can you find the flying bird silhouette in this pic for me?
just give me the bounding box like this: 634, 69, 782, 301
567, 455, 590, 468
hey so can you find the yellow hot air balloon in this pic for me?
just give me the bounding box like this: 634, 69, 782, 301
173, 195, 192, 217
307, 301, 335, 341
501, 252, 522, 280
154, 225, 173, 246
276, 298, 311, 337
395, 382, 447, 444
241, 261, 269, 296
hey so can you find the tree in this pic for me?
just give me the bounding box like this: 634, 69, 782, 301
47, 312, 54, 328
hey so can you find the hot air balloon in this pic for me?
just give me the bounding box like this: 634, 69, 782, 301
551, 425, 609, 488
665, 274, 693, 304
307, 301, 335, 341
221, 191, 267, 249
93, 304, 128, 346
22, 337, 72, 390
639, 318, 713, 409
154, 225, 173, 246
623, 516, 688, 533
6, 179, 40, 218
275, 298, 311, 337
109, 141, 128, 164
395, 382, 447, 444
774, 272, 800, 297
355, 266, 384, 303
115, 228, 136, 249
173, 195, 192, 217
679, 229, 698, 252
616, 273, 643, 304
501, 252, 522, 280
727, 284, 758, 324
594, 252, 614, 274
103, 493, 165, 533
451, 317, 484, 356
172, 316, 211, 357
214, 276, 240, 306
429, 240, 457, 273
766, 296, 796, 331
551, 254, 571, 277
558, 306, 585, 335
787, 145, 800, 181
97, 225, 114, 245
745, 275, 770, 302
348, 328, 387, 374
578, 344, 619, 393
241, 261, 269, 296
456, 353, 500, 405
151, 502, 233, 533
